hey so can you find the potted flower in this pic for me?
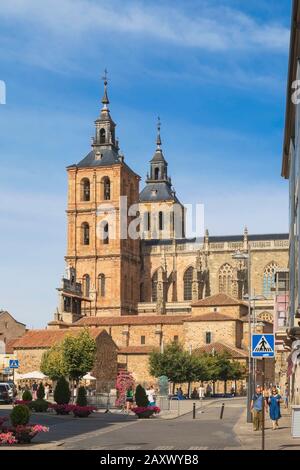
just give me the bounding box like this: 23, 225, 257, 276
72, 386, 95, 417
6, 405, 49, 444
52, 377, 72, 415
132, 385, 160, 419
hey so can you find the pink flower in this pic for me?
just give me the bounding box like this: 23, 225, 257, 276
31, 425, 49, 433
0, 432, 17, 445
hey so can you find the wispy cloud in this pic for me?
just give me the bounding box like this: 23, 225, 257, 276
0, 0, 289, 53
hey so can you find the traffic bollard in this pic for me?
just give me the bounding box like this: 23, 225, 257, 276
220, 403, 225, 419
193, 402, 196, 419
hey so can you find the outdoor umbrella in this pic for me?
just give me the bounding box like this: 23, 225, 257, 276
83, 373, 96, 380
20, 371, 47, 380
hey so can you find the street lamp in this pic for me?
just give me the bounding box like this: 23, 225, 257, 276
232, 249, 252, 423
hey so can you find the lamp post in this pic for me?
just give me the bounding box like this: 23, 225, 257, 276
232, 249, 252, 423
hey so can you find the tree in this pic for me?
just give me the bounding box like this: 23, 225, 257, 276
62, 329, 96, 382
149, 342, 208, 393
40, 344, 66, 380
54, 376, 71, 405
76, 386, 87, 406
135, 385, 149, 408
37, 383, 45, 400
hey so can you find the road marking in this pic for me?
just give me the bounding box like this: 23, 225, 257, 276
58, 420, 139, 447
154, 446, 174, 450
122, 446, 142, 450
188, 446, 208, 450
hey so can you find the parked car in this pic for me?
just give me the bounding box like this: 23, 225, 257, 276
6, 381, 17, 398
0, 383, 12, 404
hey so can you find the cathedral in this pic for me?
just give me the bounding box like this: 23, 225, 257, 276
46, 78, 288, 384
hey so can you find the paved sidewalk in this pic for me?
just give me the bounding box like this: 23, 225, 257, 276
234, 408, 300, 450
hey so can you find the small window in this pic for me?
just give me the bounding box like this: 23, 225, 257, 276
4, 322, 8, 329
82, 223, 90, 245
81, 178, 90, 202
100, 221, 109, 244
154, 167, 159, 180
213, 307, 218, 312
159, 211, 163, 231
100, 128, 106, 144
102, 177, 111, 200
205, 332, 212, 344
174, 335, 179, 343
141, 335, 146, 345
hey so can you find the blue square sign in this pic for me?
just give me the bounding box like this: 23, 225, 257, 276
251, 334, 275, 358
9, 359, 19, 369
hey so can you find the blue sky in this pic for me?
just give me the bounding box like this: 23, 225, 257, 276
0, 0, 292, 327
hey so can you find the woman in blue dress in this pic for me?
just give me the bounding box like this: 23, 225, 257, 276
268, 386, 282, 430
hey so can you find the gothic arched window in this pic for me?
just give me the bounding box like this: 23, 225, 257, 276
98, 273, 105, 297
81, 178, 90, 202
152, 271, 158, 302
219, 263, 233, 295
82, 274, 90, 297
183, 267, 193, 301
81, 222, 90, 245
102, 176, 111, 200
100, 128, 106, 144
263, 262, 279, 298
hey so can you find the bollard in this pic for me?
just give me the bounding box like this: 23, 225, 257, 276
220, 403, 225, 419
193, 402, 196, 419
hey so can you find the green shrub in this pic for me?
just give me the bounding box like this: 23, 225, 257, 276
76, 386, 87, 407
11, 404, 30, 426
135, 385, 149, 408
22, 390, 32, 401
29, 399, 49, 412
37, 383, 45, 400
54, 377, 71, 405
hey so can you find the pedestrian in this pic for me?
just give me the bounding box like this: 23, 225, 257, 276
198, 384, 205, 399
32, 381, 38, 400
251, 385, 265, 431
177, 387, 183, 400
268, 386, 282, 430
146, 385, 156, 405
191, 388, 199, 399
284, 382, 289, 408
126, 385, 134, 413
45, 383, 50, 400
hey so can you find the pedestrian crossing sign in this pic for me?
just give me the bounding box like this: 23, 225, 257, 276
9, 359, 19, 369
251, 334, 275, 358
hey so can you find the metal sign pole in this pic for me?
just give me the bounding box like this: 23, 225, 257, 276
262, 357, 265, 451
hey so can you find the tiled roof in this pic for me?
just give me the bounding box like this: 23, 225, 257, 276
185, 313, 239, 322
194, 342, 248, 358
75, 315, 188, 326
192, 293, 247, 307
12, 328, 106, 349
118, 346, 155, 355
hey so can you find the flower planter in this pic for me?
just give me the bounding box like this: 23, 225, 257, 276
73, 406, 95, 418
132, 406, 160, 419
135, 409, 155, 419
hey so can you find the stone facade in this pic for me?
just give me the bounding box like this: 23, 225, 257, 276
12, 328, 118, 390
47, 82, 288, 386
0, 311, 26, 353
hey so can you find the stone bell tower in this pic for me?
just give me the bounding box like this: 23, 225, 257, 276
64, 72, 141, 319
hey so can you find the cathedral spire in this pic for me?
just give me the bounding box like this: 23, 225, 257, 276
101, 68, 109, 109
156, 116, 162, 150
